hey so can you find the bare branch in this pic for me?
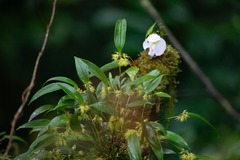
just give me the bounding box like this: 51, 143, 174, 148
4, 0, 58, 156
140, 0, 240, 122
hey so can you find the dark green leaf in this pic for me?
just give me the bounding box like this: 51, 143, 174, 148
90, 102, 116, 115
166, 131, 190, 149
29, 82, 64, 104
189, 112, 216, 131
74, 57, 89, 84
3, 135, 27, 145
145, 75, 163, 94
127, 133, 142, 160
82, 58, 108, 86
114, 19, 127, 53
147, 121, 166, 136
100, 60, 119, 73
28, 105, 54, 122
58, 83, 84, 104
45, 76, 78, 89
127, 100, 147, 107
18, 119, 50, 130
48, 114, 70, 128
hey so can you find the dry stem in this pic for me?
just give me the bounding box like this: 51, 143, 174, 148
4, 0, 58, 156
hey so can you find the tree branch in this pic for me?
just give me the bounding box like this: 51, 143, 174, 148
4, 0, 58, 156
140, 0, 240, 122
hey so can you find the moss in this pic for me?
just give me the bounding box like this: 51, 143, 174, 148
131, 44, 181, 126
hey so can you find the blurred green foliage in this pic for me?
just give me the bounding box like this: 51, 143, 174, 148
0, 0, 240, 159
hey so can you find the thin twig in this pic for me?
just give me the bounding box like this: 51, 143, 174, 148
4, 0, 57, 156
140, 0, 240, 122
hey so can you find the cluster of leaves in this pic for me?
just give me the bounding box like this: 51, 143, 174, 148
14, 19, 209, 160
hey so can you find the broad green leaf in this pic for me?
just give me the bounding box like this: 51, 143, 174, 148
154, 92, 171, 98
48, 114, 70, 128
82, 58, 108, 86
100, 60, 119, 73
58, 83, 84, 104
29, 105, 54, 122
29, 82, 65, 104
70, 115, 82, 132
145, 75, 163, 94
166, 131, 190, 149
74, 57, 89, 84
147, 69, 160, 76
29, 134, 54, 151
146, 22, 156, 37
18, 119, 50, 130
127, 100, 147, 108
127, 133, 142, 160
126, 66, 139, 81
90, 102, 116, 115
122, 75, 156, 89
54, 98, 75, 110
45, 76, 78, 89
114, 19, 127, 53
147, 121, 166, 136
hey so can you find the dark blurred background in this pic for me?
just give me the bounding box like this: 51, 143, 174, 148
1, 0, 240, 159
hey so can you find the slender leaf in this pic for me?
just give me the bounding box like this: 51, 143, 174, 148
3, 135, 27, 145
127, 100, 147, 108
154, 92, 171, 98
189, 112, 216, 131
18, 119, 50, 130
114, 19, 127, 53
29, 82, 65, 104
58, 83, 84, 104
166, 131, 190, 149
126, 66, 139, 81
127, 133, 142, 160
82, 58, 108, 86
145, 75, 163, 94
45, 76, 78, 89
147, 121, 166, 136
90, 102, 116, 115
146, 129, 163, 160
146, 22, 156, 37
29, 105, 54, 122
74, 57, 90, 84
100, 60, 119, 73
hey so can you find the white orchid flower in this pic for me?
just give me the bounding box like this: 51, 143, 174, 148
143, 33, 166, 57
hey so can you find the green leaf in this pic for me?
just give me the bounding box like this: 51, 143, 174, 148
146, 22, 156, 37
29, 82, 64, 104
48, 114, 70, 129
82, 58, 108, 86
145, 75, 163, 94
74, 57, 90, 84
70, 115, 82, 132
127, 133, 142, 160
166, 131, 190, 149
154, 92, 171, 98
189, 112, 216, 131
127, 100, 148, 108
3, 135, 27, 145
100, 60, 119, 73
18, 119, 50, 130
58, 83, 84, 104
29, 134, 54, 151
45, 76, 78, 89
29, 105, 54, 122
126, 66, 139, 81
114, 19, 127, 53
147, 121, 166, 136
90, 102, 116, 115
145, 128, 163, 160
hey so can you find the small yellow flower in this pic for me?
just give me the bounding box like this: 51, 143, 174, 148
180, 150, 196, 160
124, 129, 138, 139
119, 58, 129, 66
79, 104, 90, 114
176, 110, 189, 122
100, 87, 107, 98
112, 53, 120, 61
93, 115, 103, 123
84, 81, 95, 92
114, 89, 122, 98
